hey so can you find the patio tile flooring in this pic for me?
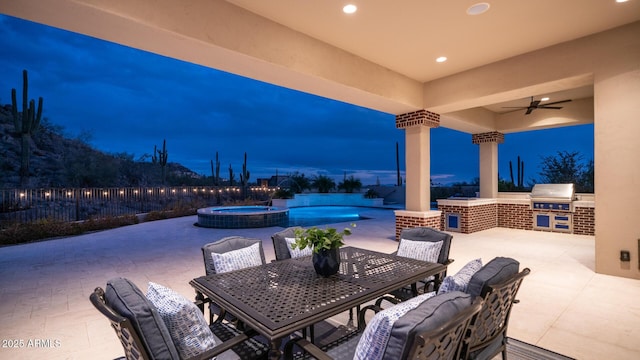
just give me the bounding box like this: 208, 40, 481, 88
1, 207, 638, 359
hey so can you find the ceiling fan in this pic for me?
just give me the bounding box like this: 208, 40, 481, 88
503, 96, 572, 115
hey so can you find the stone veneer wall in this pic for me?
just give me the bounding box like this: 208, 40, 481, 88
574, 206, 595, 235
439, 203, 497, 234
497, 203, 533, 230
395, 214, 441, 241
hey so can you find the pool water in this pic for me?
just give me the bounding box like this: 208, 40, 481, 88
288, 206, 366, 226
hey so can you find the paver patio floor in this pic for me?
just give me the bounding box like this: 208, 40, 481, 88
1, 208, 638, 359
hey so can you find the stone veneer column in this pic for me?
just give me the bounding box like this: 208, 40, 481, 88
394, 110, 442, 240
472, 131, 504, 198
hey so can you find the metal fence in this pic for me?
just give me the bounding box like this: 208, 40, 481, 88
0, 186, 277, 226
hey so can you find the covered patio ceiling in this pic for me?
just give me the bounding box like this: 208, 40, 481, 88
1, 0, 639, 134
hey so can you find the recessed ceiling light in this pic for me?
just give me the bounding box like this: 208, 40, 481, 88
343, 4, 357, 14
616, 0, 629, 3
541, 97, 550, 101
436, 56, 448, 63
467, 2, 491, 15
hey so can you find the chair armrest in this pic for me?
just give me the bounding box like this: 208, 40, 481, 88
194, 292, 211, 309
357, 304, 383, 330
284, 337, 333, 360
186, 328, 258, 360
443, 258, 454, 266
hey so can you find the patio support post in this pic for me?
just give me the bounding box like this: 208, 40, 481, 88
472, 132, 504, 198
394, 110, 442, 240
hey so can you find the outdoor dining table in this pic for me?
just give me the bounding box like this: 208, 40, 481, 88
190, 246, 446, 359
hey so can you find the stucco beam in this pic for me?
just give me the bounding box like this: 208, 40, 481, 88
439, 108, 497, 134
424, 22, 640, 115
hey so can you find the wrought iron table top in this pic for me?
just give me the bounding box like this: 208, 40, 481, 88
190, 247, 445, 343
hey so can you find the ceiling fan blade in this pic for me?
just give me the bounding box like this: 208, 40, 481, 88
538, 106, 563, 109
530, 100, 541, 107
525, 108, 534, 115
543, 99, 572, 106
501, 106, 528, 109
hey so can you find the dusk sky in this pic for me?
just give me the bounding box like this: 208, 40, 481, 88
0, 14, 594, 186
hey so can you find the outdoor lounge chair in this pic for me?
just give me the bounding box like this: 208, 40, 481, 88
90, 278, 268, 360
460, 257, 531, 360
376, 227, 454, 306
283, 291, 483, 360
202, 236, 267, 323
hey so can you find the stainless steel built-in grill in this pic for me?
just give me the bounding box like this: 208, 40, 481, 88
530, 183, 575, 233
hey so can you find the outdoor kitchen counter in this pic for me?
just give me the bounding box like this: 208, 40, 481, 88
437, 198, 498, 207
436, 196, 594, 234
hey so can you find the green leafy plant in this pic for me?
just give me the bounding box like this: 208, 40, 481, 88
292, 224, 355, 253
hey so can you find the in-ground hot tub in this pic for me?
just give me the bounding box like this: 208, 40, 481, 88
196, 206, 289, 228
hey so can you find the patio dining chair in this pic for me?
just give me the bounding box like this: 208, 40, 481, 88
271, 226, 305, 261
90, 277, 268, 360
283, 291, 483, 360
376, 227, 454, 307
202, 236, 267, 323
459, 257, 531, 360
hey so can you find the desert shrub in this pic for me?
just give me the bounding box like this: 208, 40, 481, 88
364, 189, 378, 198
272, 188, 293, 199
0, 215, 139, 245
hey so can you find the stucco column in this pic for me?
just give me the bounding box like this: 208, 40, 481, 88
472, 132, 504, 198
594, 66, 640, 279
394, 110, 442, 240
396, 110, 440, 210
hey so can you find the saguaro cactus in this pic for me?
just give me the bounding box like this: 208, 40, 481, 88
228, 164, 235, 186
508, 156, 525, 189
396, 142, 402, 186
211, 152, 222, 203
239, 152, 250, 199
156, 139, 168, 185
212, 152, 221, 186
11, 69, 43, 187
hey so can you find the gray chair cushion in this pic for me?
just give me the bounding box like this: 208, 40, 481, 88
384, 291, 473, 359
467, 257, 520, 298
105, 277, 180, 359
271, 227, 302, 261
399, 227, 453, 264
202, 236, 266, 275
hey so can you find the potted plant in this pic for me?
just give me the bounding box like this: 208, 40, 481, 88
292, 224, 356, 276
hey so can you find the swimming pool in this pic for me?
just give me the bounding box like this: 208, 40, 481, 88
196, 205, 368, 228
197, 206, 289, 228
287, 206, 366, 226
